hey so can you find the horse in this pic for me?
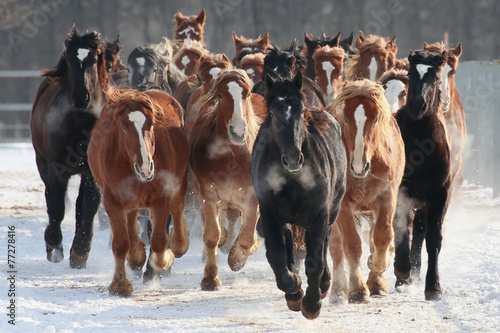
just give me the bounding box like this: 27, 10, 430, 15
30, 26, 108, 268
250, 72, 346, 319
173, 9, 206, 46
189, 69, 264, 291
312, 44, 345, 105
87, 88, 189, 297
303, 32, 354, 80
380, 68, 409, 114
346, 31, 397, 82
105, 35, 126, 74
393, 50, 452, 301
240, 52, 265, 87
325, 79, 405, 303
150, 37, 188, 94
232, 31, 269, 67
173, 40, 208, 76
423, 42, 466, 196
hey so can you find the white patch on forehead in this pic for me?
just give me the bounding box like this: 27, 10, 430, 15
181, 55, 190, 74
128, 111, 149, 174
246, 68, 254, 75
178, 26, 198, 42
297, 164, 316, 190
227, 81, 246, 137
241, 47, 253, 52
136, 57, 146, 66
368, 57, 378, 82
321, 61, 335, 97
416, 64, 432, 79
352, 104, 367, 173
209, 67, 222, 79
77, 48, 89, 62
266, 164, 286, 194
274, 66, 278, 72
384, 79, 406, 113
284, 105, 291, 122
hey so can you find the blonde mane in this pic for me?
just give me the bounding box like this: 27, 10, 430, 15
328, 79, 393, 138
346, 35, 390, 81
240, 52, 265, 67
379, 68, 408, 86
312, 45, 345, 62
172, 40, 208, 64
150, 37, 174, 62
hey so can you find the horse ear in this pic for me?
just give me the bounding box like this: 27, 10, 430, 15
233, 31, 241, 47
423, 41, 429, 50
343, 32, 354, 47
197, 9, 206, 25
304, 32, 313, 47
358, 30, 365, 42
452, 43, 462, 58
265, 73, 275, 90
293, 71, 302, 90
330, 32, 341, 48
174, 11, 185, 25
115, 35, 120, 44
222, 54, 231, 64
260, 32, 270, 47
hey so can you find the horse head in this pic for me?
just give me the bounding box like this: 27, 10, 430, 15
406, 50, 447, 119
105, 35, 125, 74
312, 44, 345, 104
380, 69, 409, 113
127, 47, 163, 90
240, 52, 265, 87
232, 31, 269, 67
265, 72, 306, 174
173, 9, 206, 44
196, 53, 232, 89
173, 41, 208, 76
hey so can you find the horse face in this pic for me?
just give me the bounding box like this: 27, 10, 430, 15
342, 97, 379, 178
360, 50, 387, 82
267, 73, 305, 174
128, 55, 157, 89
440, 62, 455, 112
383, 78, 407, 113
219, 79, 251, 145
174, 9, 205, 43
314, 57, 343, 104
67, 46, 99, 110
175, 49, 201, 76
121, 110, 155, 182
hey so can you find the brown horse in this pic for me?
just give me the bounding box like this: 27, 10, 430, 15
105, 36, 126, 74
88, 88, 189, 297
326, 79, 405, 303
380, 68, 409, 114
173, 40, 209, 76
173, 9, 206, 46
189, 69, 264, 291
346, 31, 397, 82
423, 42, 466, 194
31, 27, 108, 268
240, 52, 265, 87
232, 31, 269, 67
312, 44, 345, 105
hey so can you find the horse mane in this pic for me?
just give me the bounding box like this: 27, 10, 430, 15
236, 49, 265, 64
423, 41, 461, 69
128, 46, 159, 64
329, 79, 393, 137
107, 87, 173, 128
312, 45, 345, 62
240, 52, 265, 67
151, 37, 174, 62
263, 41, 304, 78
346, 35, 390, 81
196, 53, 232, 81
42, 27, 107, 88
379, 68, 408, 86
172, 40, 208, 64
285, 39, 307, 73
410, 50, 447, 68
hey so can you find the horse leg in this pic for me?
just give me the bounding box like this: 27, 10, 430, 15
424, 187, 450, 301
169, 189, 190, 258
143, 215, 171, 283
149, 202, 175, 271
319, 226, 332, 300
393, 191, 413, 289
409, 207, 427, 283
125, 209, 146, 271
366, 201, 396, 296
261, 212, 302, 312
301, 216, 329, 320
200, 199, 222, 291
70, 173, 100, 269
284, 225, 298, 274
42, 164, 70, 264
329, 222, 348, 304
105, 194, 132, 297
219, 208, 238, 253
228, 197, 261, 271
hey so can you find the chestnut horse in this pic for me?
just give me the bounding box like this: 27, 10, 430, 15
173, 9, 206, 46
232, 31, 269, 67
393, 50, 451, 301
30, 27, 108, 268
88, 88, 189, 297
251, 72, 346, 319
380, 68, 409, 114
240, 52, 265, 87
325, 79, 405, 303
189, 69, 264, 291
424, 42, 466, 195
312, 44, 345, 104
173, 40, 208, 76
346, 31, 397, 82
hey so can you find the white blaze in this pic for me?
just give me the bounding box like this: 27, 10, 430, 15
181, 55, 190, 74
209, 67, 221, 79
384, 79, 406, 113
178, 26, 198, 41
352, 104, 367, 173
441, 63, 452, 102
128, 111, 149, 174
321, 61, 335, 97
416, 64, 432, 79
284, 105, 291, 122
368, 57, 378, 82
136, 57, 146, 66
77, 48, 90, 67
227, 81, 246, 137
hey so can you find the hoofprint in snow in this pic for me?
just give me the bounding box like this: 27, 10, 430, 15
1, 142, 499, 332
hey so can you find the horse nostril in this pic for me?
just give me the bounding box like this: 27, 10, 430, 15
85, 92, 90, 103
364, 162, 370, 173
298, 153, 304, 166
134, 163, 141, 175
149, 161, 154, 172
281, 155, 289, 167
229, 125, 235, 135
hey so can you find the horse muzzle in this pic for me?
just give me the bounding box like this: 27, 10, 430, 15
72, 91, 91, 110
282, 153, 304, 174
228, 124, 248, 145
134, 161, 154, 182
350, 161, 370, 178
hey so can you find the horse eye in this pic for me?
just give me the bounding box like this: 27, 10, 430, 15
374, 118, 378, 125
218, 94, 222, 100
344, 118, 348, 124
122, 125, 126, 132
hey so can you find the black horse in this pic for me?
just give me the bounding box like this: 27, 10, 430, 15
393, 50, 452, 301
250, 72, 346, 319
30, 27, 108, 268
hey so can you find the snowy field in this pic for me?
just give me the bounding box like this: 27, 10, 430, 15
1, 142, 499, 332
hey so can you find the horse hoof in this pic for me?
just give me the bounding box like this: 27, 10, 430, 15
46, 244, 64, 263
201, 276, 222, 291
425, 290, 442, 301
108, 286, 132, 298
285, 289, 304, 311
228, 244, 248, 272
301, 302, 321, 320
348, 290, 370, 304
330, 293, 348, 305
395, 276, 412, 290
69, 250, 89, 269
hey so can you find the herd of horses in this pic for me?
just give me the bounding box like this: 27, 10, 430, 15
30, 8, 466, 319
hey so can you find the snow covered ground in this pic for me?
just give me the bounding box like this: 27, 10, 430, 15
1, 142, 499, 332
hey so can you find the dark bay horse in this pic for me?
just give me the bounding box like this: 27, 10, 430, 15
189, 70, 265, 291
30, 27, 108, 268
251, 72, 346, 319
105, 35, 126, 74
325, 80, 405, 303
88, 88, 189, 297
393, 50, 452, 301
